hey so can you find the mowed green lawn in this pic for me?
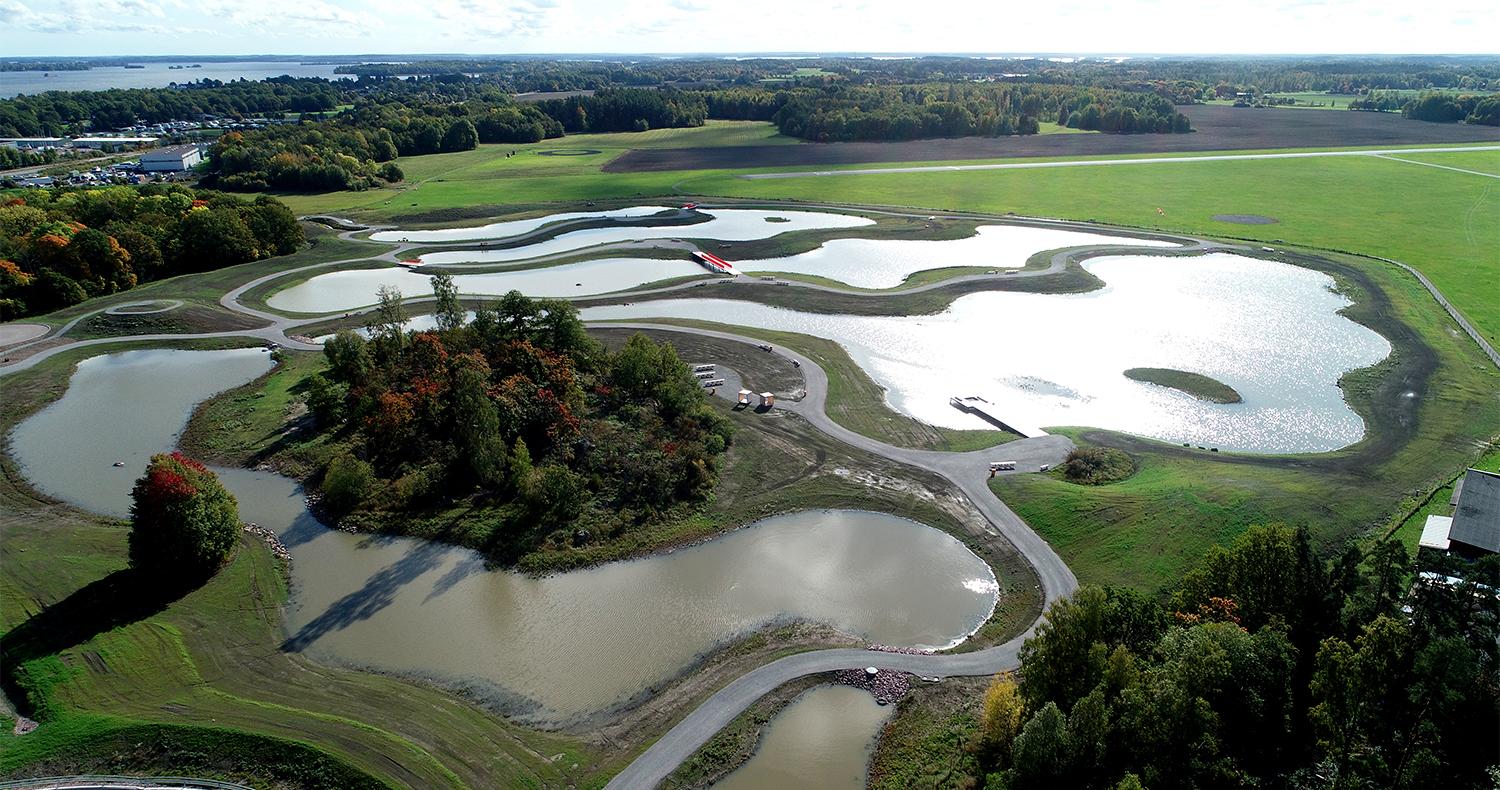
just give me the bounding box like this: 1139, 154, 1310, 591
1383, 149, 1500, 175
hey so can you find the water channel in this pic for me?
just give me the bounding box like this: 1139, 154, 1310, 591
9, 348, 999, 725
712, 685, 894, 790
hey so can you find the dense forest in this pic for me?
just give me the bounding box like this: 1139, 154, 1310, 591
761, 84, 1191, 141
310, 285, 732, 562
0, 186, 302, 318
966, 525, 1498, 790
0, 77, 344, 137
207, 91, 564, 191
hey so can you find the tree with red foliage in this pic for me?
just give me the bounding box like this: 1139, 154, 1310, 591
128, 452, 240, 581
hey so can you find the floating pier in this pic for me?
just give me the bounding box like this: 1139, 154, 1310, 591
691, 250, 742, 276
949, 396, 1048, 438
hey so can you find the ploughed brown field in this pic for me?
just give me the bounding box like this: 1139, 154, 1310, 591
603, 104, 1500, 172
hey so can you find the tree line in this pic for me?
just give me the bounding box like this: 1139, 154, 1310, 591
0, 77, 343, 137
762, 84, 1190, 142
0, 185, 302, 319
206, 93, 565, 192
309, 284, 732, 563
966, 524, 1497, 790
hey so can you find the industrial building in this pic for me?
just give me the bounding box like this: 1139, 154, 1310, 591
140, 144, 203, 172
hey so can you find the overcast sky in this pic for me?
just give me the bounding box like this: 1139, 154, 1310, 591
3, 0, 1497, 57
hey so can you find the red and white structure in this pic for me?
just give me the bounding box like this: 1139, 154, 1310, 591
692, 250, 741, 276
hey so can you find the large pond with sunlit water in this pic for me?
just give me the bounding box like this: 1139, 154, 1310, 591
269, 215, 1178, 312
8, 348, 999, 725
582, 252, 1391, 454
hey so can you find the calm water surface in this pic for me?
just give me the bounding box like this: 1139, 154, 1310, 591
269, 222, 1177, 313
583, 253, 1391, 453
267, 257, 704, 313
368, 206, 674, 243
713, 685, 893, 790
2, 61, 350, 98
9, 348, 999, 724
738, 224, 1176, 288
411, 208, 873, 262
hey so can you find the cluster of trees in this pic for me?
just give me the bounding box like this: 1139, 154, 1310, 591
309, 282, 732, 560
0, 77, 343, 137
764, 84, 1189, 142
128, 452, 241, 581
535, 88, 708, 133
1400, 92, 1500, 126
207, 94, 563, 192
0, 185, 301, 318
970, 524, 1498, 790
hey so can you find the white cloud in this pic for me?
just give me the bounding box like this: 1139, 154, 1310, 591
0, 0, 1495, 55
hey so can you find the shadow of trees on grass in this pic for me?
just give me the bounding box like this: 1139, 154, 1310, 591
1, 569, 191, 718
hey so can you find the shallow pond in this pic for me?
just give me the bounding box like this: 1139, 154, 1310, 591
410, 208, 873, 264
368, 206, 675, 244
737, 224, 1178, 289
269, 223, 1178, 313
267, 257, 705, 313
712, 685, 893, 790
582, 253, 1392, 453
9, 349, 999, 725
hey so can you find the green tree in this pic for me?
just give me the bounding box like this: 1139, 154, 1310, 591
323, 330, 373, 385
1008, 702, 1070, 788
128, 452, 240, 581
441, 118, 479, 152
368, 284, 407, 352
976, 674, 1026, 767
304, 373, 347, 427
431, 271, 464, 332
451, 364, 506, 487
320, 453, 375, 515
172, 207, 259, 271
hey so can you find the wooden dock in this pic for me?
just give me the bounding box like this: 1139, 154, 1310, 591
949, 396, 1048, 438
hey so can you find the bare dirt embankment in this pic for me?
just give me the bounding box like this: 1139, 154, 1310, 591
605, 104, 1500, 172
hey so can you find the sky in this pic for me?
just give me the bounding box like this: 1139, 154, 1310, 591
1, 0, 1497, 57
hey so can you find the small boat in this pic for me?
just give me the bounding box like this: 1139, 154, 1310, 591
112, 461, 125, 467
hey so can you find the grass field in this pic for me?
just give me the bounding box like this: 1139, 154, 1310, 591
989, 251, 1500, 590
272, 134, 1499, 349
1382, 149, 1500, 175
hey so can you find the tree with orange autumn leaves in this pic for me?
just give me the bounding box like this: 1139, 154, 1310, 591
312, 286, 731, 559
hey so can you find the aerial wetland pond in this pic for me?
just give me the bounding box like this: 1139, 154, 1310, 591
10, 349, 999, 724
4, 202, 1404, 784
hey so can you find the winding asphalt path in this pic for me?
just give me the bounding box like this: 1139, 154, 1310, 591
2, 202, 1493, 788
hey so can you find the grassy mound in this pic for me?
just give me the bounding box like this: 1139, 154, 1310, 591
1057, 447, 1136, 485
1124, 367, 1243, 404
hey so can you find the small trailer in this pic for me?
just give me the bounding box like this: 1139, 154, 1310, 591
737, 389, 753, 406
760, 392, 776, 407
694, 371, 716, 380
702, 378, 726, 388
693, 364, 716, 373
989, 461, 1017, 472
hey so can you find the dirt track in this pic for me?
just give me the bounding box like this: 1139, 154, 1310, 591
604, 104, 1500, 172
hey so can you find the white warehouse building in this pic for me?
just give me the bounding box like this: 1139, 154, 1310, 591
140, 144, 202, 172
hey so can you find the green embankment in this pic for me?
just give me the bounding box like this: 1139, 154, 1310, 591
991, 251, 1500, 590
0, 343, 607, 788
273, 136, 1499, 350
1124, 367, 1243, 403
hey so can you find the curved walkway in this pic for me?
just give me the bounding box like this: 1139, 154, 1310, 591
596, 324, 1074, 789
1, 203, 1492, 788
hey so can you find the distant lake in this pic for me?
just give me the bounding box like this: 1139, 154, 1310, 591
0, 61, 352, 98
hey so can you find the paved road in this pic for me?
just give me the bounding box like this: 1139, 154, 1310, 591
2, 201, 1495, 787
595, 323, 1075, 790
741, 144, 1500, 180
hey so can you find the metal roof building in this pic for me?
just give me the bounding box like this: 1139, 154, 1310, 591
1448, 468, 1500, 555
